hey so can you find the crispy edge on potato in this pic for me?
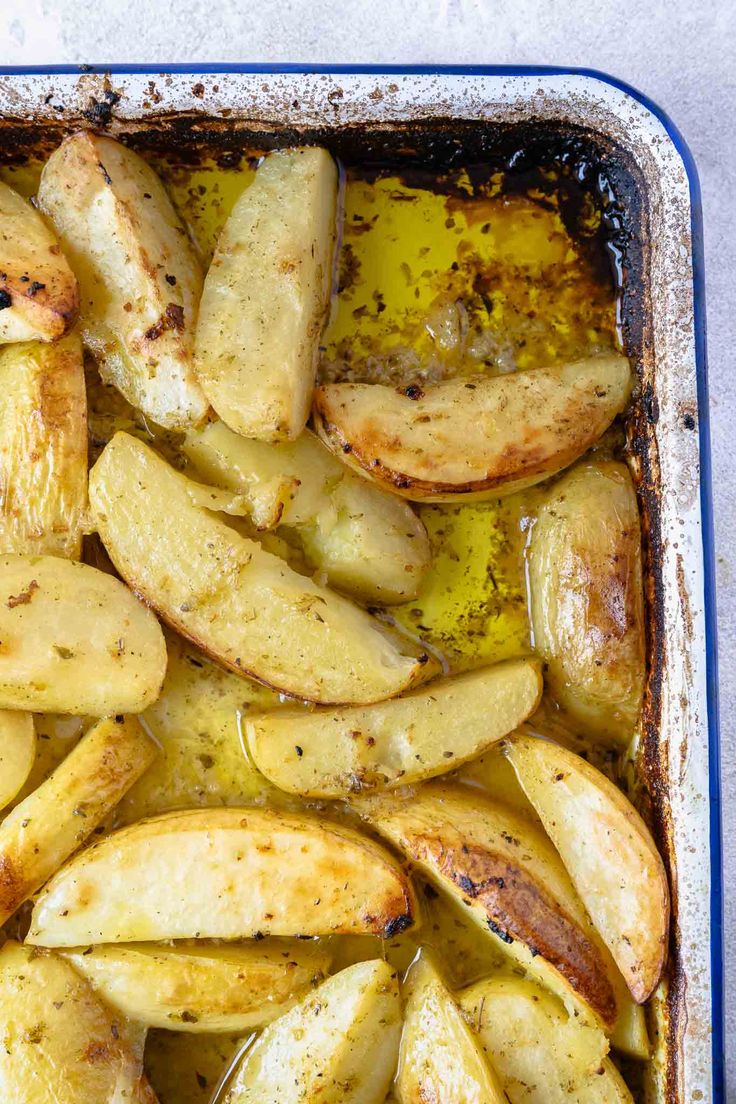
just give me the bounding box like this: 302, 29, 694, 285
37, 130, 208, 428
0, 715, 156, 926
0, 710, 35, 812
0, 554, 167, 714
0, 179, 78, 343
89, 432, 434, 705
0, 941, 158, 1104
528, 458, 645, 743
27, 806, 419, 946
223, 959, 401, 1104
0, 334, 87, 558
313, 354, 632, 501
246, 658, 542, 797
505, 733, 669, 1003
194, 147, 338, 441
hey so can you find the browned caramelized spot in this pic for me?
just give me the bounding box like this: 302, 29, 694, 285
145, 302, 185, 341
83, 1040, 113, 1064
0, 854, 22, 915
6, 579, 39, 608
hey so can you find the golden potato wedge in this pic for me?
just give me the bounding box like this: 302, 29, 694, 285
0, 715, 156, 925
0, 710, 35, 812
505, 733, 669, 1003
222, 959, 401, 1104
0, 334, 87, 558
183, 421, 431, 603
28, 806, 419, 946
195, 147, 337, 440
314, 354, 632, 501
64, 940, 331, 1033
0, 941, 158, 1104
38, 130, 208, 428
0, 553, 166, 713
89, 433, 432, 704
459, 975, 634, 1104
246, 659, 542, 797
358, 783, 620, 1031
396, 951, 506, 1104
0, 180, 78, 343
528, 459, 645, 742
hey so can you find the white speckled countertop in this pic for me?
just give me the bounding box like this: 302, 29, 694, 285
0, 0, 733, 1093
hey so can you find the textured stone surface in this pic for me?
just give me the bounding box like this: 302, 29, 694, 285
0, 0, 732, 1092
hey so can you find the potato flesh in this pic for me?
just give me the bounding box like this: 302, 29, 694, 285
314, 354, 632, 501
183, 421, 431, 603
37, 130, 208, 428
195, 147, 337, 440
528, 459, 645, 742
0, 553, 166, 714
0, 941, 158, 1104
0, 335, 87, 558
506, 734, 669, 1003
396, 953, 506, 1104
223, 959, 401, 1104
28, 806, 418, 946
459, 976, 634, 1104
247, 659, 542, 797
0, 180, 78, 343
0, 710, 35, 811
89, 432, 429, 704
0, 715, 156, 925
64, 940, 332, 1033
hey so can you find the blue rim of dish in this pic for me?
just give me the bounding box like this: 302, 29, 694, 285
0, 61, 722, 1100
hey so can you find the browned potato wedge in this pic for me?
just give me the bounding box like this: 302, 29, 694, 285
459, 975, 634, 1104
528, 459, 645, 742
396, 951, 506, 1104
90, 433, 432, 704
0, 334, 87, 557
314, 354, 632, 501
0, 180, 78, 343
195, 147, 337, 441
222, 959, 400, 1104
0, 941, 158, 1104
0, 554, 167, 714
246, 659, 542, 796
505, 733, 669, 1003
27, 806, 419, 946
38, 131, 208, 428
64, 940, 331, 1033
183, 421, 431, 603
0, 715, 155, 925
358, 783, 622, 1032
0, 710, 35, 812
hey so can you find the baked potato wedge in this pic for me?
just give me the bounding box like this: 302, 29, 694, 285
0, 179, 78, 343
0, 334, 87, 558
528, 459, 645, 742
459, 975, 634, 1104
90, 433, 432, 704
0, 553, 166, 713
195, 147, 337, 440
0, 710, 35, 812
506, 733, 669, 1002
0, 941, 158, 1104
358, 783, 621, 1032
222, 959, 401, 1104
38, 130, 208, 428
28, 806, 418, 946
246, 658, 542, 797
314, 354, 632, 501
396, 951, 506, 1104
0, 715, 155, 925
64, 940, 331, 1033
183, 421, 431, 603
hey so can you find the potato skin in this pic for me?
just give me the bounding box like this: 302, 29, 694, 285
528, 458, 645, 743
314, 355, 632, 501
0, 180, 78, 343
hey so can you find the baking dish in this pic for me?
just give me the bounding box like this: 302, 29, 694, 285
0, 62, 722, 1103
